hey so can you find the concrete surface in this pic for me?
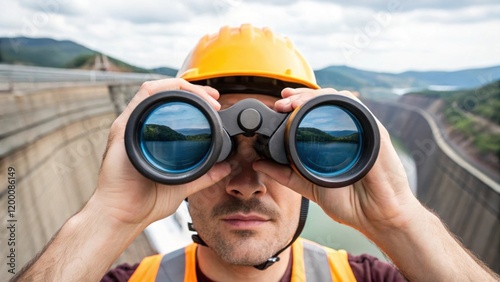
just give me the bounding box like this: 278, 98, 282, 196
0, 82, 155, 280
366, 99, 500, 273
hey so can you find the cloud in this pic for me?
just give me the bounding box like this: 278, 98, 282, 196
17, 0, 83, 16
408, 5, 500, 24
15, 0, 225, 25
1, 0, 499, 72
249, 0, 300, 6
312, 0, 499, 12
148, 103, 210, 130
300, 106, 358, 131
223, 0, 499, 11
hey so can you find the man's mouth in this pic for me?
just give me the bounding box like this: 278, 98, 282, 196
222, 213, 270, 228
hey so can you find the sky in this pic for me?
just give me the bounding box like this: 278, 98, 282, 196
1, 0, 499, 73
300, 106, 358, 131
148, 103, 210, 130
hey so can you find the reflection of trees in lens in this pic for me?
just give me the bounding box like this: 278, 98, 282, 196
143, 124, 187, 141
296, 105, 362, 176
296, 127, 359, 143
140, 102, 213, 173
142, 124, 211, 141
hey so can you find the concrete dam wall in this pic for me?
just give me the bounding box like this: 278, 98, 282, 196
0, 83, 155, 279
365, 100, 500, 273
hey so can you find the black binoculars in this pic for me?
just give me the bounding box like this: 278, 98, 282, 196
125, 90, 380, 188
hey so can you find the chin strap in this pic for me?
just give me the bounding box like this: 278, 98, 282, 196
188, 223, 208, 246
188, 197, 310, 271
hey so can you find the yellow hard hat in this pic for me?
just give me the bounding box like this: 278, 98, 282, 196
177, 24, 319, 96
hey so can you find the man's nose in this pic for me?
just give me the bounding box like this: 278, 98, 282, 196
224, 136, 267, 199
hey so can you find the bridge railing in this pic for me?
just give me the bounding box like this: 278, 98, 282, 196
0, 64, 166, 86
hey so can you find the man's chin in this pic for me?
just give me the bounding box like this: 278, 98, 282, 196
230, 229, 257, 238
209, 234, 276, 266
218, 250, 273, 267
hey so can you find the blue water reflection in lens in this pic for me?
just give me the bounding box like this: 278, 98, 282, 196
296, 105, 362, 177
140, 102, 212, 173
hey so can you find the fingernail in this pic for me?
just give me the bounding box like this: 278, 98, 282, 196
281, 98, 291, 104
207, 96, 220, 108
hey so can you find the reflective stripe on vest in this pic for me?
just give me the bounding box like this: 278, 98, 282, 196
292, 238, 356, 281
129, 238, 356, 281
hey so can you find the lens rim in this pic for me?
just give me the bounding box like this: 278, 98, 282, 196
285, 94, 380, 188
125, 90, 224, 185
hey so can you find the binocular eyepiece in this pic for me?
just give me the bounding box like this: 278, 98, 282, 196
125, 90, 380, 188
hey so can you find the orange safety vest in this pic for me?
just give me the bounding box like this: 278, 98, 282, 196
129, 238, 356, 281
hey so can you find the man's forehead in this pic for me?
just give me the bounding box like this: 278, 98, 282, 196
219, 94, 278, 110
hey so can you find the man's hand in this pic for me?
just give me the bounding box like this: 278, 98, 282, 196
93, 78, 231, 227
256, 87, 419, 233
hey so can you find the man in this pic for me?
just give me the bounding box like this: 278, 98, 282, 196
14, 24, 498, 281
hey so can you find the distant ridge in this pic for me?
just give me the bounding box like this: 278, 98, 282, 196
398, 66, 500, 88
0, 37, 177, 75
314, 65, 500, 91
0, 37, 95, 68
314, 64, 500, 101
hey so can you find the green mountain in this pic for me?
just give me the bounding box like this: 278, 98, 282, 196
314, 65, 500, 101
406, 80, 500, 159
315, 65, 394, 89
314, 65, 500, 90
0, 37, 96, 68
0, 37, 176, 75
399, 67, 500, 89
408, 80, 500, 125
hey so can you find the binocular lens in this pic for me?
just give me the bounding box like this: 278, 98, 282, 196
296, 105, 361, 177
140, 102, 212, 173
126, 92, 226, 184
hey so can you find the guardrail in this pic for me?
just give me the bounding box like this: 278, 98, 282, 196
0, 64, 166, 85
